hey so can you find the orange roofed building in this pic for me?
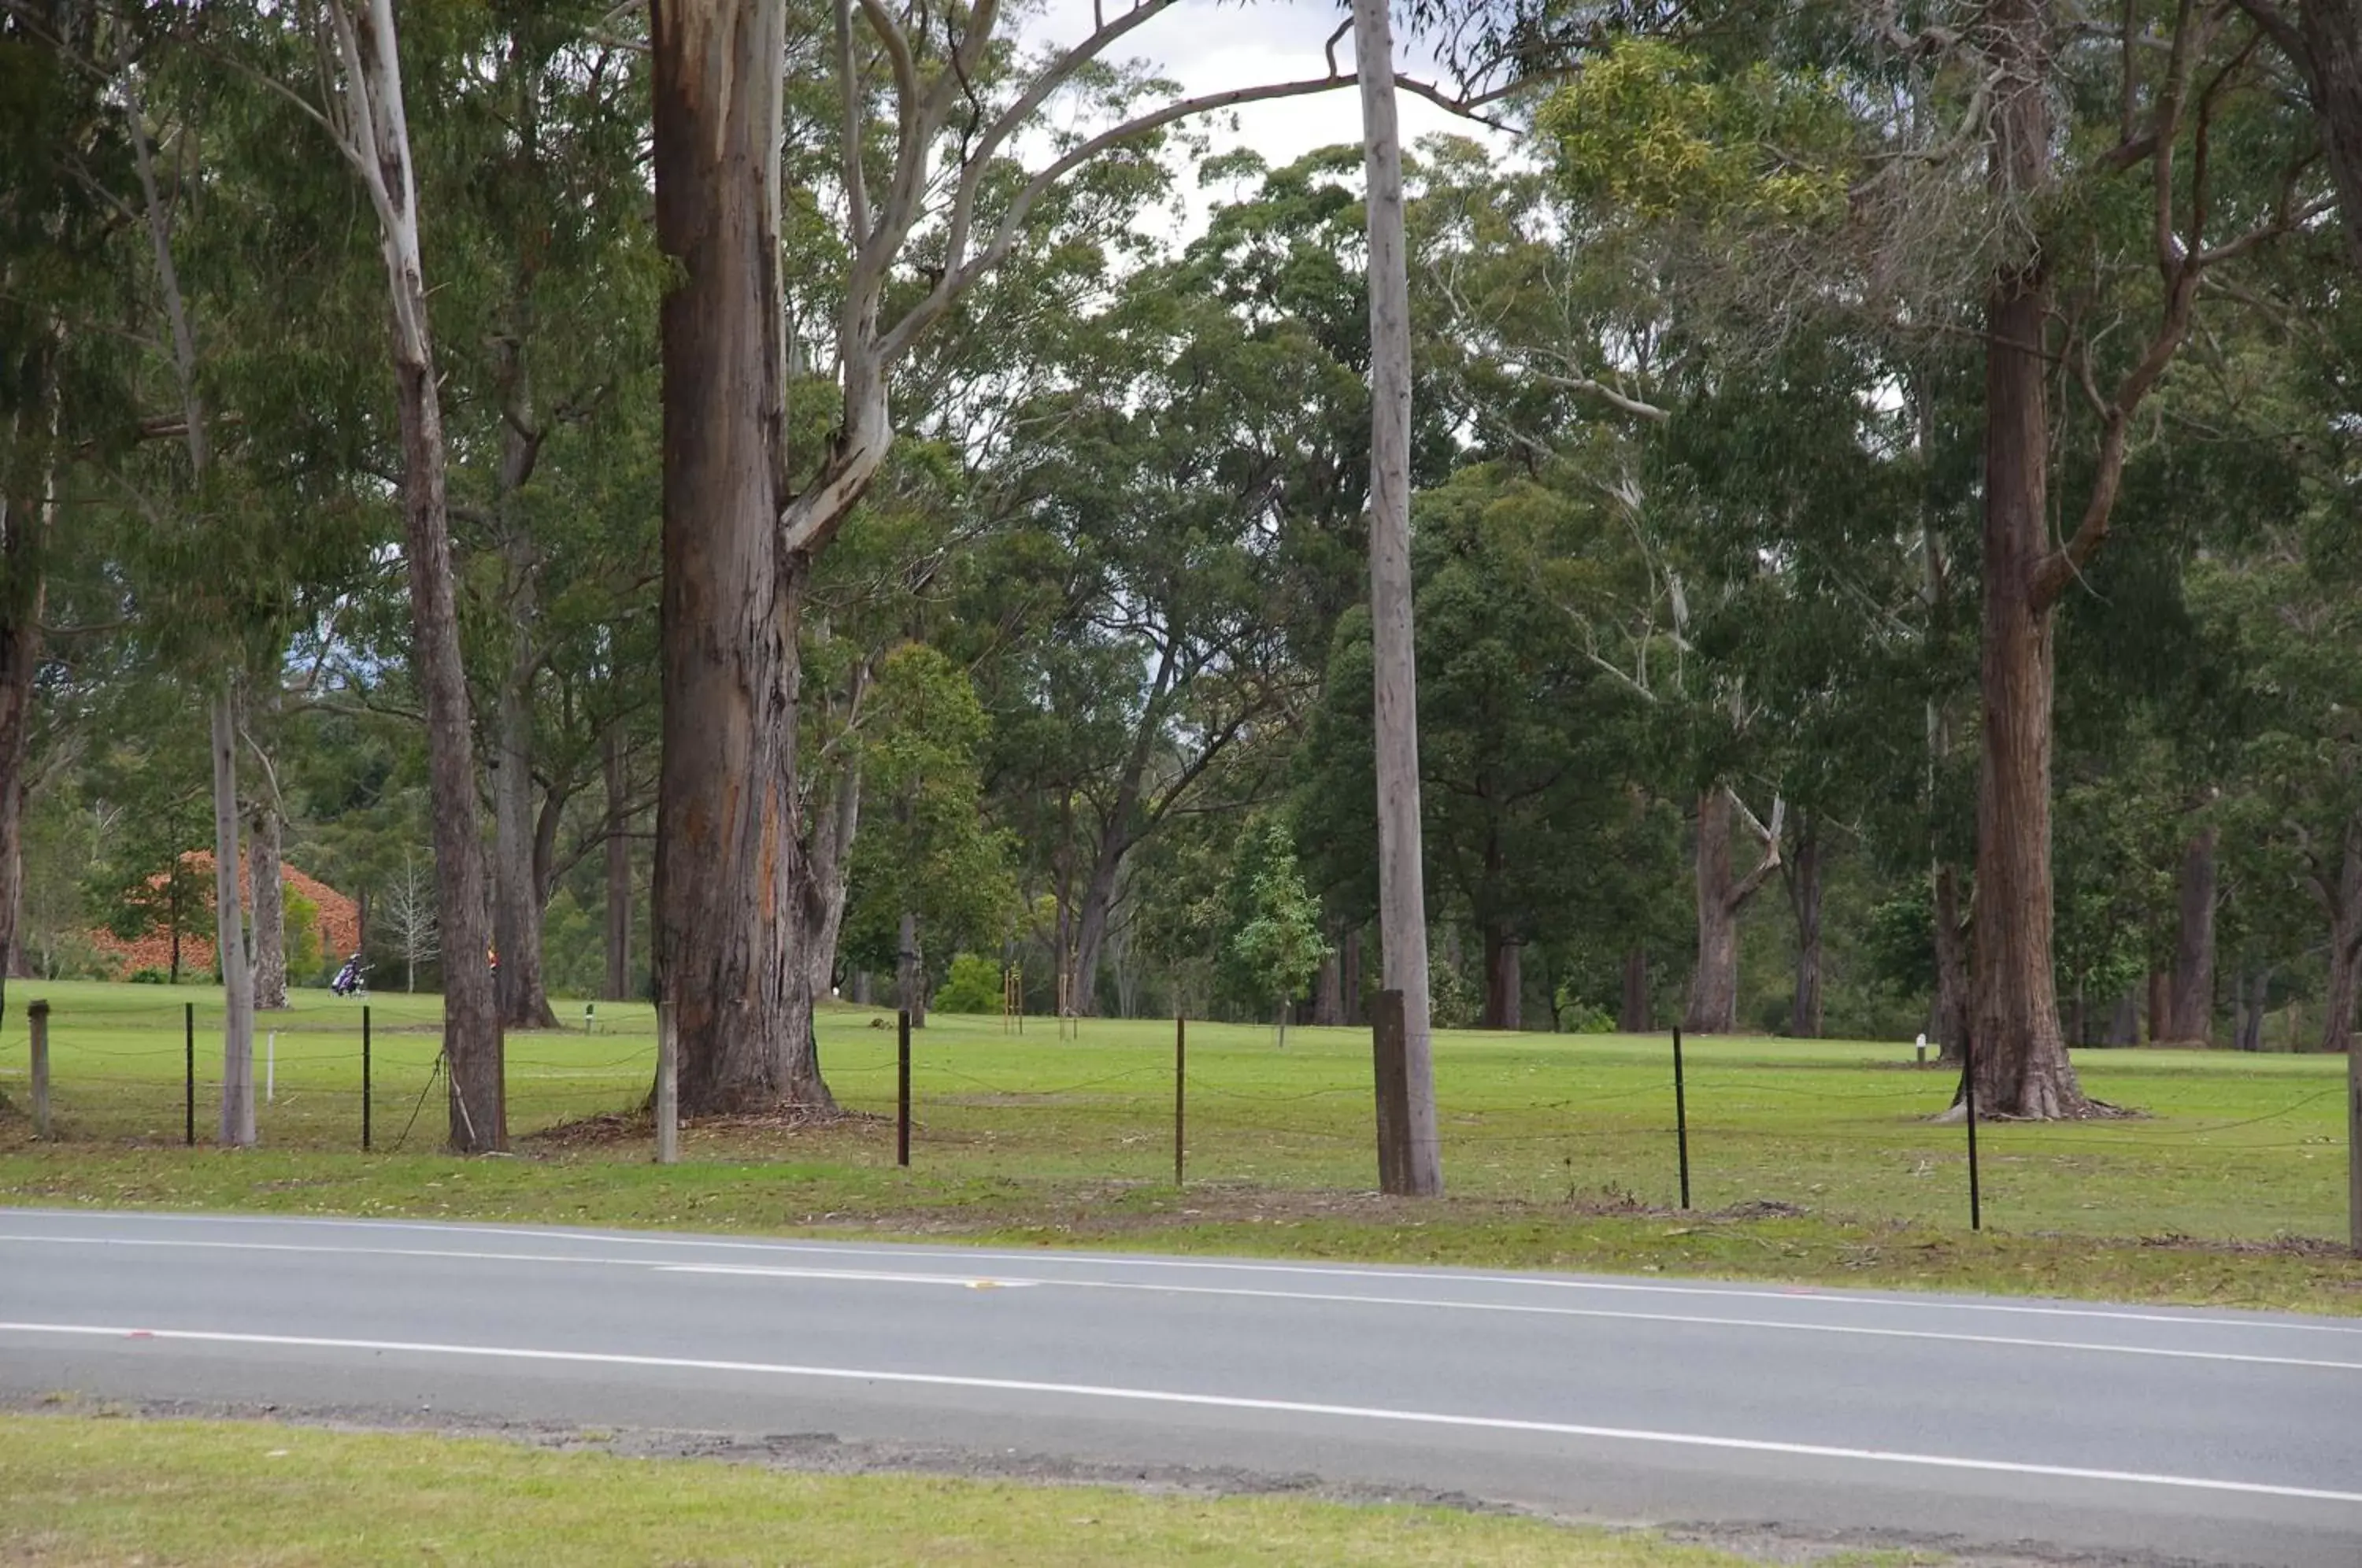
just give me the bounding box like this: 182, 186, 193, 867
89, 852, 362, 978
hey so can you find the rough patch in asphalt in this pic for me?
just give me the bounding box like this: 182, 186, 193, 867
0, 1392, 2231, 1568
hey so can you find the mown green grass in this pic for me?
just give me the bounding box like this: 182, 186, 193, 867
0, 1412, 1768, 1566
0, 979, 2355, 1311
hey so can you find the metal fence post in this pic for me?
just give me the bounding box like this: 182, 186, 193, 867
27, 1000, 47, 1141
361, 1005, 372, 1152
1964, 1033, 1982, 1232
1174, 1015, 1186, 1187
1673, 1025, 1691, 1211
896, 1009, 912, 1167
654, 1003, 679, 1166
183, 1002, 195, 1148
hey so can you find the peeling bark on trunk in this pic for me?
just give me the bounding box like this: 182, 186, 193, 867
602, 723, 632, 1000
1069, 835, 1126, 1016
1482, 926, 1521, 1031
1686, 790, 1740, 1034
650, 0, 832, 1116
1967, 0, 2090, 1119
1684, 787, 1780, 1034
211, 686, 255, 1148
2168, 825, 2218, 1042
250, 797, 287, 1008
1784, 815, 1824, 1039
1619, 947, 1650, 1033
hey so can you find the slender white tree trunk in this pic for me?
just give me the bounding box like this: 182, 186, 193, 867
250, 797, 287, 1006
130, 79, 260, 1135
1353, 0, 1439, 1196
329, 0, 504, 1148
212, 686, 255, 1147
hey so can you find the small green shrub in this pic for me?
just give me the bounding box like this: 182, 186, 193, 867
933, 952, 1005, 1015
284, 890, 324, 978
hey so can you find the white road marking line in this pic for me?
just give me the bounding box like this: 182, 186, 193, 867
0, 1235, 1037, 1291
11, 1210, 2357, 1337
2, 1319, 2356, 1507
656, 1266, 1031, 1289
3, 1233, 2349, 1370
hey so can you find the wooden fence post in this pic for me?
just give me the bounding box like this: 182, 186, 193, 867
654, 1002, 679, 1166
1371, 989, 1412, 1193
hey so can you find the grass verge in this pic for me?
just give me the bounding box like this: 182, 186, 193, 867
2, 982, 2355, 1313
0, 1412, 1768, 1566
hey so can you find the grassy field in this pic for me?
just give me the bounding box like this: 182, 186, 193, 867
0, 979, 2355, 1311
0, 1412, 1770, 1566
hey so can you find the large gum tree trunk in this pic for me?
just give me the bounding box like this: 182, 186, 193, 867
1313, 929, 1346, 1026
2289, 0, 2362, 268
492, 647, 557, 1029
1685, 787, 1777, 1034
1785, 813, 1824, 1038
602, 722, 633, 1000
1619, 946, 1651, 1032
1966, 0, 2090, 1119
1970, 293, 2086, 1115
1481, 925, 1521, 1030
650, 0, 833, 1115
0, 373, 53, 1004
1685, 790, 1741, 1032
2168, 824, 2218, 1041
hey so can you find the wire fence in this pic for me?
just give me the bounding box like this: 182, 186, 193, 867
0, 998, 2348, 1244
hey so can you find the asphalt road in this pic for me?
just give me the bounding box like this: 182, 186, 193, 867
1, 1209, 2356, 1566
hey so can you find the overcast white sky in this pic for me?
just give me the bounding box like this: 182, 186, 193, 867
1020, 0, 1515, 233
